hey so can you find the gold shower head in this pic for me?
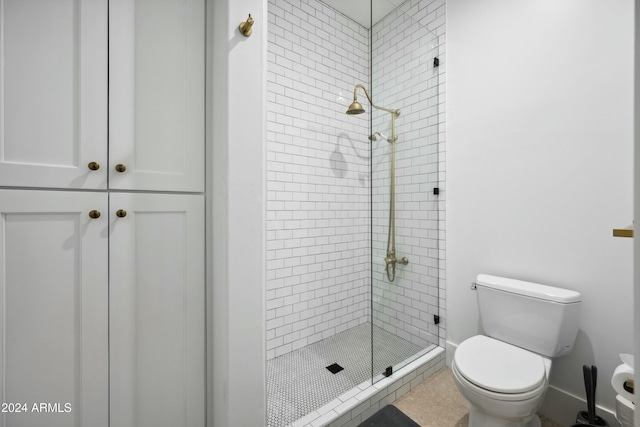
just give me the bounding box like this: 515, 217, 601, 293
345, 84, 398, 116
346, 99, 365, 115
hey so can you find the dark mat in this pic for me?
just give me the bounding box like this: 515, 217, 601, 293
358, 405, 420, 427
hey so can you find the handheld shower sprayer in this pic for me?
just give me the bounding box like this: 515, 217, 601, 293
369, 132, 390, 142
368, 132, 379, 141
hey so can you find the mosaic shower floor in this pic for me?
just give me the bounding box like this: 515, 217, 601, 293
266, 323, 427, 427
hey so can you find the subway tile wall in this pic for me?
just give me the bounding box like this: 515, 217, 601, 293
371, 0, 446, 350
266, 0, 372, 360
266, 0, 446, 360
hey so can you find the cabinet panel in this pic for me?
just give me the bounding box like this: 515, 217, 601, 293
0, 190, 108, 427
110, 193, 204, 427
109, 0, 205, 192
0, 0, 108, 189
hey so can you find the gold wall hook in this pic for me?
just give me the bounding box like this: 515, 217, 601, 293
239, 14, 254, 37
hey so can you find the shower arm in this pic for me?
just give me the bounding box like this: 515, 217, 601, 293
352, 84, 400, 118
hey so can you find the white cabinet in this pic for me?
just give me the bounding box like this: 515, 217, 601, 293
0, 1, 206, 425
0, 0, 205, 192
109, 0, 205, 192
0, 191, 205, 426
0, 190, 109, 427
0, 0, 108, 189
109, 193, 204, 427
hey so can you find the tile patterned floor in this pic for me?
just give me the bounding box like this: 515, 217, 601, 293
394, 368, 564, 427
267, 323, 429, 427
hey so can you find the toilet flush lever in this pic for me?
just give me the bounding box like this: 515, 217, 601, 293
470, 282, 478, 290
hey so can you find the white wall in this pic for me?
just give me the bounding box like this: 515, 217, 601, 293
447, 0, 634, 421
209, 0, 267, 426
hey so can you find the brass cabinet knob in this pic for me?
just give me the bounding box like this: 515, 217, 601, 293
88, 161, 100, 171
116, 209, 127, 218
89, 210, 101, 219
115, 164, 127, 173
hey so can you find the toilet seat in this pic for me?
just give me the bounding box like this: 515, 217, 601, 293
454, 336, 546, 395
452, 359, 547, 403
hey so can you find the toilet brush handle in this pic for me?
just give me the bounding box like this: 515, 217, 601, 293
590, 366, 597, 421
583, 365, 594, 424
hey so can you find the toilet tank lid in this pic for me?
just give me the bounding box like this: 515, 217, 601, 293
476, 274, 581, 304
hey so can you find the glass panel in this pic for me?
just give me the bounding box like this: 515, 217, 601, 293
370, 1, 441, 384
264, 0, 443, 424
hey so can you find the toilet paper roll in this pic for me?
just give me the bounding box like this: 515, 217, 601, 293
612, 363, 635, 403
616, 394, 634, 427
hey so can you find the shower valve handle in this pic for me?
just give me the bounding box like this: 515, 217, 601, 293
384, 254, 409, 266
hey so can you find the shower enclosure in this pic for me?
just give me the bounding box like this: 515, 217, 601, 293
266, 0, 444, 425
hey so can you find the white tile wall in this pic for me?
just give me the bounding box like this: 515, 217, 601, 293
267, 0, 372, 359
266, 0, 446, 360
370, 0, 447, 350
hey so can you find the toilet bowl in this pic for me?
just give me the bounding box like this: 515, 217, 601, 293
453, 274, 581, 427
451, 335, 552, 427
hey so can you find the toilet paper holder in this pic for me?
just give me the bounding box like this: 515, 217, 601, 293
612, 354, 635, 404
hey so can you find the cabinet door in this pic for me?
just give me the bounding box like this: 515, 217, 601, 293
110, 193, 204, 427
0, 0, 108, 189
109, 0, 205, 192
0, 190, 108, 427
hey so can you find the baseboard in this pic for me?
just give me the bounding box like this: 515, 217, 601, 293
540, 385, 619, 427
445, 341, 457, 367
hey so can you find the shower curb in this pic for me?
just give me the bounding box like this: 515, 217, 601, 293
288, 347, 445, 427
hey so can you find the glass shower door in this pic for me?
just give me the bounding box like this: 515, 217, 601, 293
370, 2, 442, 383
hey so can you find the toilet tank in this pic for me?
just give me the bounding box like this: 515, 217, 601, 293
475, 274, 581, 357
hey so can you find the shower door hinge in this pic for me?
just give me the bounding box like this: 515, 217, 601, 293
433, 187, 440, 195
433, 57, 440, 68
434, 315, 440, 325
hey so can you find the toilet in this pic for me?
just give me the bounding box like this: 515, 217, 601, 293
451, 274, 581, 427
